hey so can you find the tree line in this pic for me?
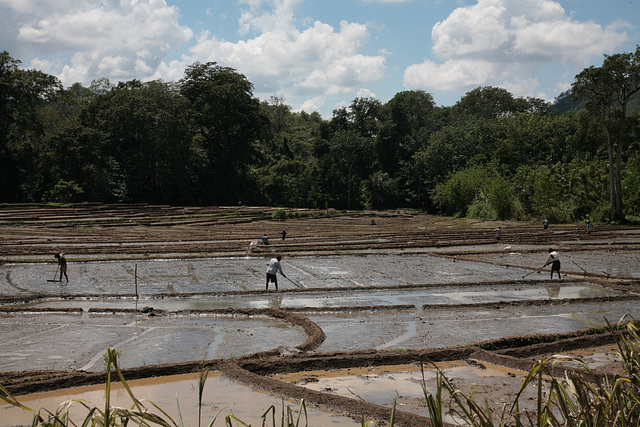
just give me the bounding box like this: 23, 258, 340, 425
1, 48, 639, 223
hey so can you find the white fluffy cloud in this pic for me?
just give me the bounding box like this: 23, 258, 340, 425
0, 0, 386, 114
164, 0, 386, 112
403, 0, 629, 97
0, 0, 192, 84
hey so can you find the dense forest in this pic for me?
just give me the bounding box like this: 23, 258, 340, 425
1, 48, 639, 224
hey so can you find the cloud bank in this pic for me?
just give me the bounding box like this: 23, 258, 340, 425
0, 0, 632, 114
1, 0, 193, 83
403, 0, 628, 99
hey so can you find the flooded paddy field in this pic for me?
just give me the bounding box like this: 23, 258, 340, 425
0, 311, 307, 372
304, 296, 640, 353
0, 254, 546, 296
1, 205, 639, 426
2, 279, 635, 373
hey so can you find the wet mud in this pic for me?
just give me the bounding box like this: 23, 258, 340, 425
1, 205, 639, 426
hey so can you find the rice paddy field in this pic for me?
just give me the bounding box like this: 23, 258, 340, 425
0, 204, 639, 426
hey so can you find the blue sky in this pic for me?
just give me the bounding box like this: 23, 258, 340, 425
1, 0, 638, 118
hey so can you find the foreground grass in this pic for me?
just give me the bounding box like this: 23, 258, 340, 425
424, 317, 640, 426
2, 319, 640, 426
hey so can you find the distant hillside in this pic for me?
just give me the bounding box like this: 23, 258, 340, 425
550, 89, 640, 114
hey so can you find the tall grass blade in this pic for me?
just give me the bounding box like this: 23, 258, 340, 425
423, 369, 444, 427
389, 397, 397, 427
198, 366, 210, 427
261, 404, 276, 427
226, 413, 250, 426
0, 383, 37, 413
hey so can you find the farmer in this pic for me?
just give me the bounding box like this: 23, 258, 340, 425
266, 255, 286, 290
494, 226, 502, 240
544, 248, 561, 280
262, 234, 269, 245
55, 252, 68, 282
542, 219, 549, 229
586, 220, 593, 234
281, 229, 287, 240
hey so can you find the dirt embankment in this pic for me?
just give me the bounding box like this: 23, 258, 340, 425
1, 204, 634, 261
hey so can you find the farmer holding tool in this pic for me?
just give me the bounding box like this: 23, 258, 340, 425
266, 255, 286, 290
55, 252, 68, 282
544, 248, 561, 280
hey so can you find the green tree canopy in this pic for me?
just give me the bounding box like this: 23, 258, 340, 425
572, 45, 640, 219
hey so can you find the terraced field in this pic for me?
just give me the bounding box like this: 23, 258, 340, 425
1, 204, 639, 426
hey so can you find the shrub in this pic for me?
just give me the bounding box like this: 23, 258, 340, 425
47, 179, 84, 204
271, 208, 287, 220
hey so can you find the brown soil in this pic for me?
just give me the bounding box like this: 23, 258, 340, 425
1, 204, 639, 427
1, 204, 635, 261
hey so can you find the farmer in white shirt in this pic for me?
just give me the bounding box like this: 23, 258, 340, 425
544, 248, 561, 279
266, 255, 286, 290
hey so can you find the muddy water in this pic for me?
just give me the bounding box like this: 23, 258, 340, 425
272, 361, 541, 422
553, 343, 623, 373
16, 282, 627, 311
0, 372, 360, 427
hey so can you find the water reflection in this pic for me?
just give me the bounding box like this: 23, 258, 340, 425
268, 294, 282, 309
546, 285, 560, 298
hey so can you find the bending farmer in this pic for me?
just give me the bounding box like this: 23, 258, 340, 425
266, 255, 286, 290
544, 248, 561, 280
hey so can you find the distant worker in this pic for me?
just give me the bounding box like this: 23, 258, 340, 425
262, 234, 269, 245
55, 252, 68, 282
494, 226, 501, 240
266, 255, 286, 290
542, 219, 549, 229
586, 220, 593, 234
544, 248, 561, 280
281, 229, 287, 241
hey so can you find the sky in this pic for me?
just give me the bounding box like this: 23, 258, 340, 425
1, 0, 639, 118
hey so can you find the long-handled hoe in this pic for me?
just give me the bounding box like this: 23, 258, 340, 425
522, 264, 546, 279
47, 264, 60, 282
283, 275, 302, 288
571, 259, 589, 275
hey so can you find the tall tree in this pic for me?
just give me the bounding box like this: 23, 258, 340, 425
572, 46, 640, 220
80, 79, 195, 204
452, 86, 531, 119
0, 51, 61, 202
179, 62, 269, 204
378, 90, 438, 177
329, 129, 375, 209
